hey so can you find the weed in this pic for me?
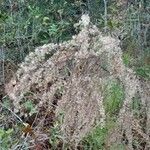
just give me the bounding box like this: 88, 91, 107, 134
0, 128, 14, 150
104, 80, 125, 117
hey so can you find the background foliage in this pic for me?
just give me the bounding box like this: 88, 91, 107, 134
0, 0, 149, 64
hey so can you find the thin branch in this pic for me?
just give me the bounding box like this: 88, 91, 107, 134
0, 101, 24, 123
103, 0, 108, 32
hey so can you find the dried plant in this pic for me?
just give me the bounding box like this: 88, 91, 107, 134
5, 15, 150, 148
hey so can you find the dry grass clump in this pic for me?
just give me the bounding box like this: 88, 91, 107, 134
5, 15, 150, 148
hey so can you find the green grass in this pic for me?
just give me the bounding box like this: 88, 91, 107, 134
82, 126, 107, 150
0, 128, 14, 150
122, 53, 133, 67
135, 66, 150, 79
104, 80, 125, 117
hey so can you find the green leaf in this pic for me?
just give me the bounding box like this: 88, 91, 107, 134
5, 129, 13, 135
0, 129, 5, 138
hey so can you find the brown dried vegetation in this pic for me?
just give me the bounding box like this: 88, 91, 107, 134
5, 15, 150, 149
